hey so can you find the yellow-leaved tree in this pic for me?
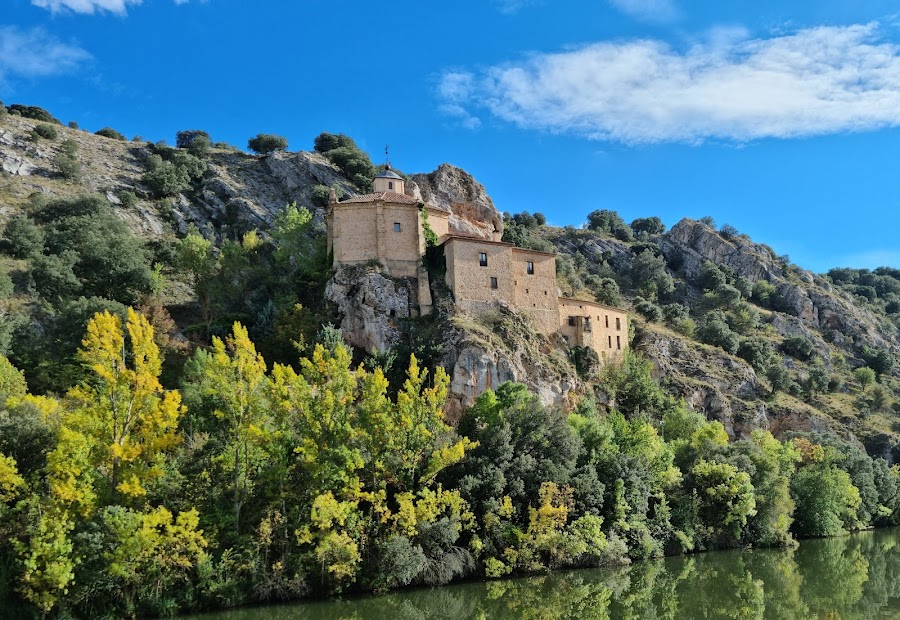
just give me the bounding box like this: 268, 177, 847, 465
66, 308, 184, 503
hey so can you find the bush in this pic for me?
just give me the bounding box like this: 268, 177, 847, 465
176, 129, 210, 149
32, 123, 58, 140
590, 277, 622, 307
68, 120, 79, 129
630, 250, 674, 301
586, 209, 633, 241
312, 184, 343, 209
0, 271, 13, 299
697, 311, 740, 354
630, 216, 665, 237
634, 297, 663, 322
696, 260, 727, 291
95, 127, 127, 140
781, 336, 815, 360
8, 104, 60, 124
117, 190, 138, 209
737, 337, 777, 372
751, 280, 777, 305
325, 146, 376, 179
54, 152, 81, 180
719, 224, 739, 240
1, 215, 44, 258
177, 129, 212, 157
854, 367, 876, 390
143, 160, 190, 197
860, 346, 894, 378
248, 133, 288, 155
313, 132, 356, 153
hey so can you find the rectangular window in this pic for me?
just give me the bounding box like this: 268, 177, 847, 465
616, 317, 621, 330
584, 318, 592, 332
526, 261, 535, 275
479, 252, 488, 267
526, 289, 529, 294
616, 336, 621, 350
608, 336, 612, 348
605, 315, 609, 328
490, 277, 498, 289
393, 222, 401, 232
568, 316, 576, 327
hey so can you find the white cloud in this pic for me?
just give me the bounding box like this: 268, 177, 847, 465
438, 23, 900, 144
0, 26, 91, 84
32, 0, 142, 14
609, 0, 678, 23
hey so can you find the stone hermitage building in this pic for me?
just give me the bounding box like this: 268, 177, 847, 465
326, 165, 628, 362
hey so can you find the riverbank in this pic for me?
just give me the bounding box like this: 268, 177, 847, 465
178, 526, 900, 620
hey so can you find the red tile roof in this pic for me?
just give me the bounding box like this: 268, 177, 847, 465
339, 191, 420, 205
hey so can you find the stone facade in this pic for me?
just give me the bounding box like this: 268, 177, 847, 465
558, 298, 628, 362
326, 167, 629, 361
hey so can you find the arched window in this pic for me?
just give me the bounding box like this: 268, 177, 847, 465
388, 181, 394, 190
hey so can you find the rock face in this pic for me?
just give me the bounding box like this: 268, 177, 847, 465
412, 163, 503, 240
325, 266, 416, 353
661, 218, 899, 360
439, 306, 582, 419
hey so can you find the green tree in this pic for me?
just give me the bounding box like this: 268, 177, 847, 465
1, 215, 44, 258
630, 217, 665, 237
248, 133, 288, 155
32, 123, 58, 140
859, 346, 894, 378
586, 210, 633, 241
189, 322, 269, 536
95, 127, 126, 140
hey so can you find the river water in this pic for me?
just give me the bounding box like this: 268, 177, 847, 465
183, 527, 900, 619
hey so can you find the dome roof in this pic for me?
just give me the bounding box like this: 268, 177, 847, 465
375, 165, 403, 180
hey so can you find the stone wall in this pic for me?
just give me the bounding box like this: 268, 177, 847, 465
445, 237, 514, 313
558, 298, 627, 362
329, 200, 423, 278
511, 248, 559, 335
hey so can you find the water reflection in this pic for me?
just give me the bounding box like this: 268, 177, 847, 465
184, 528, 900, 620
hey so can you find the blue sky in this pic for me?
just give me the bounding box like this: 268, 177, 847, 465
3, 0, 900, 273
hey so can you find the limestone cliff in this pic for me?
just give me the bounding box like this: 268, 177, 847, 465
412, 164, 503, 240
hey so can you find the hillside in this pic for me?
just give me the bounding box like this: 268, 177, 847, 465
1, 104, 898, 460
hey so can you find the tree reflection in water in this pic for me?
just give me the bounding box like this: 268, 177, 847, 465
181, 527, 900, 620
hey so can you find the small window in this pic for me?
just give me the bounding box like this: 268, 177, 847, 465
616, 317, 621, 330
584, 318, 592, 332
544, 291, 548, 295
490, 277, 498, 289
479, 253, 488, 267
526, 289, 529, 294
526, 261, 534, 275
568, 316, 576, 327
605, 315, 609, 328
616, 336, 621, 350
608, 336, 612, 348
393, 222, 401, 233
388, 181, 394, 190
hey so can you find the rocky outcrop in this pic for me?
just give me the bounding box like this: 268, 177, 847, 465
440, 306, 582, 419
325, 266, 417, 353
412, 164, 503, 240
661, 218, 899, 362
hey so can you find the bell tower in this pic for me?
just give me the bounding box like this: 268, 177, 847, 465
373, 145, 405, 194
